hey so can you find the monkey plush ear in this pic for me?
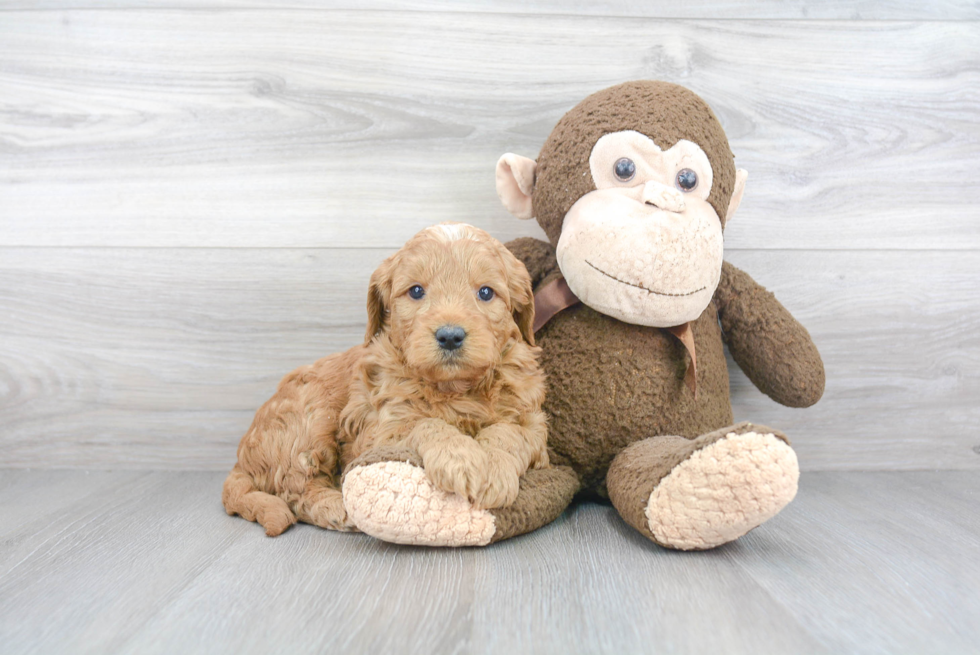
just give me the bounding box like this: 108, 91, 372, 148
723, 169, 749, 227
364, 257, 394, 344
496, 154, 537, 220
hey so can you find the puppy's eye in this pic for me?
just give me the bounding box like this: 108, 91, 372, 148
478, 286, 494, 302
408, 285, 425, 300
614, 158, 636, 182
676, 168, 698, 192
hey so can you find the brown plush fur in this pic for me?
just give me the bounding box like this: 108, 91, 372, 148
714, 262, 827, 407
507, 237, 824, 498
532, 80, 736, 245
223, 224, 549, 536
499, 81, 823, 505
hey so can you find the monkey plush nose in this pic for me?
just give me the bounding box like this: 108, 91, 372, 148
435, 325, 466, 351
642, 180, 686, 213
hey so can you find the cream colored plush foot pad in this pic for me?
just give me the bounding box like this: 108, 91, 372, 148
343, 461, 495, 547
646, 431, 799, 550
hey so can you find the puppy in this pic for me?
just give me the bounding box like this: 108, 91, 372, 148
223, 223, 548, 536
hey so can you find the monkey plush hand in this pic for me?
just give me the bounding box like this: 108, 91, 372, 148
344, 81, 824, 550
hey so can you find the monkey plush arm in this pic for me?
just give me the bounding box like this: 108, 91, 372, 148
713, 261, 825, 408
505, 237, 560, 288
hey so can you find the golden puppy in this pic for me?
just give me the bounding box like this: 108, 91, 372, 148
223, 223, 548, 536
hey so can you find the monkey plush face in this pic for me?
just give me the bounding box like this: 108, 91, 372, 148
558, 130, 724, 326
496, 81, 748, 327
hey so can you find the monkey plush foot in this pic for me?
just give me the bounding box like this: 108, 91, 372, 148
608, 422, 799, 551
343, 458, 497, 547
342, 446, 579, 547
646, 428, 798, 550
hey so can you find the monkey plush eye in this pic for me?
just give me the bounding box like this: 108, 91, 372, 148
478, 286, 495, 301
614, 158, 636, 182
676, 168, 698, 192
408, 285, 425, 300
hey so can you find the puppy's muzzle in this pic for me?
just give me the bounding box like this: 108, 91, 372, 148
435, 325, 466, 352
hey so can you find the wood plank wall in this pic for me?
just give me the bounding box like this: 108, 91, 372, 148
1, 2, 978, 470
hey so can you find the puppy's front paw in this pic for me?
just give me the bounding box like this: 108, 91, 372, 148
473, 451, 521, 509
422, 442, 490, 503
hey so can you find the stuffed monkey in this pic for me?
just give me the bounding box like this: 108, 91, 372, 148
343, 81, 824, 550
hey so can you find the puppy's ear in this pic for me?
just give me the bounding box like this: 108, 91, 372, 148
365, 256, 394, 344
499, 244, 536, 346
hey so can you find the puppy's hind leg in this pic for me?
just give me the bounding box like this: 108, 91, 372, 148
223, 465, 297, 537
292, 475, 358, 532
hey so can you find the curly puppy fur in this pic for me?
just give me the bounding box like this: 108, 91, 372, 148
223, 223, 549, 536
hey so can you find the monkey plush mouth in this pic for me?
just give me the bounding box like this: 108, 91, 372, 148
585, 260, 706, 298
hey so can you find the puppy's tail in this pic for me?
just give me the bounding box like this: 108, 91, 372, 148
222, 465, 297, 537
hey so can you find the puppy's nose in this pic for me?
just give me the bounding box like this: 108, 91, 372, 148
435, 325, 466, 351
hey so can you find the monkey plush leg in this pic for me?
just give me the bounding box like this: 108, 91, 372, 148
341, 445, 579, 547
606, 422, 799, 551
488, 465, 579, 543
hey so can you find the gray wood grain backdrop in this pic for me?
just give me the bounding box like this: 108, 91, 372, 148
1, 4, 978, 470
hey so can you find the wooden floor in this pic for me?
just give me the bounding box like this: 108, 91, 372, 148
1, 470, 977, 654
